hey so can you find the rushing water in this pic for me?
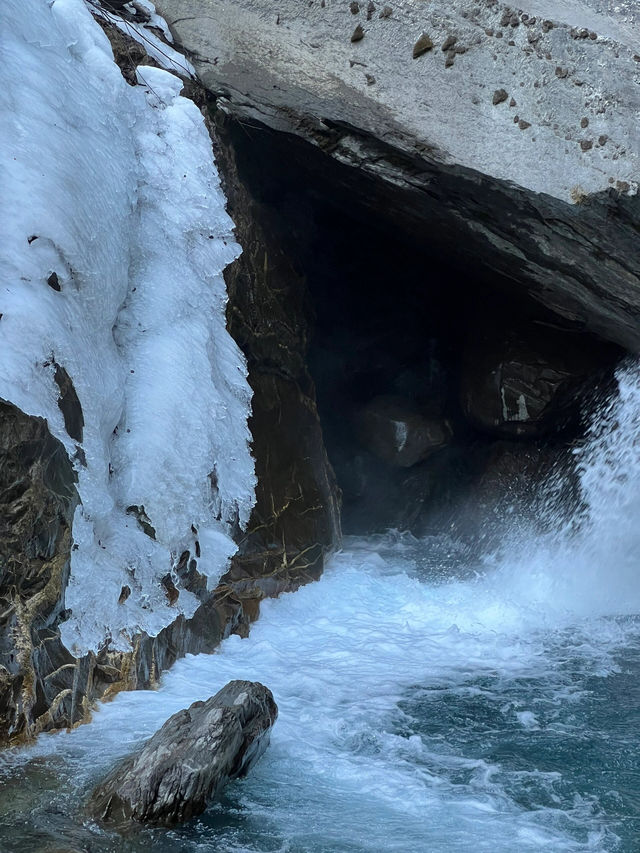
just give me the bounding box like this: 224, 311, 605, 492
2, 365, 640, 853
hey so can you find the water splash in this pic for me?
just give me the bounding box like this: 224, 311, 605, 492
2, 365, 639, 852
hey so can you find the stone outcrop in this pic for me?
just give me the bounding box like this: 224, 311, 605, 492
87, 680, 277, 827
0, 402, 81, 741
156, 0, 640, 350
459, 326, 604, 436
213, 116, 341, 597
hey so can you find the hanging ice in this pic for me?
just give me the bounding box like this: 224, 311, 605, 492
0, 0, 256, 654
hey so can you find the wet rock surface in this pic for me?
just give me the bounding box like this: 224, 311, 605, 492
0, 402, 80, 742
157, 0, 640, 350
87, 680, 277, 827
356, 395, 452, 467
459, 326, 603, 437
214, 112, 341, 598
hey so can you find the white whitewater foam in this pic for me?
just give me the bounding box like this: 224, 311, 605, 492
17, 361, 640, 852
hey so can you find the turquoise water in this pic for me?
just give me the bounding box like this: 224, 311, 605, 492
1, 540, 639, 853
1, 366, 640, 853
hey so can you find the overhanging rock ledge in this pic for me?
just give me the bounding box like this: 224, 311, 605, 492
157, 0, 640, 349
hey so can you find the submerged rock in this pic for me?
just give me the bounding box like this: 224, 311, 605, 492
87, 680, 277, 827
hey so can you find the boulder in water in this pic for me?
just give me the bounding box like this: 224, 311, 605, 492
87, 680, 277, 827
355, 395, 452, 467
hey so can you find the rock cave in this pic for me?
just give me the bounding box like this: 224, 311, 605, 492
220, 115, 621, 546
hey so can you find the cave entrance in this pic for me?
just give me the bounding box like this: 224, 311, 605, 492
222, 118, 619, 541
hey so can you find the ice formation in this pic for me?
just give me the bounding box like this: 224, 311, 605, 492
0, 0, 255, 654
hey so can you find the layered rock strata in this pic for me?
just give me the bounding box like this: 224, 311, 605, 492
157, 0, 640, 349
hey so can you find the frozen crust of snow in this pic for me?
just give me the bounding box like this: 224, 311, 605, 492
0, 0, 255, 654
91, 0, 196, 78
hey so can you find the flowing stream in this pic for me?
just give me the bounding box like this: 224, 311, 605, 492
1, 364, 640, 852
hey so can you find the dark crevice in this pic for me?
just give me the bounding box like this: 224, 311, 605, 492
220, 116, 622, 540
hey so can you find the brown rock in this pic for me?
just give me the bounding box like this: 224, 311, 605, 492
459, 327, 604, 437
492, 88, 508, 104
351, 24, 364, 41
355, 395, 452, 467
413, 33, 434, 57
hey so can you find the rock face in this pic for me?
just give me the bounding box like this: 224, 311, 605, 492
156, 0, 640, 350
355, 395, 451, 466
0, 402, 82, 741
214, 114, 341, 598
87, 680, 277, 827
459, 327, 602, 436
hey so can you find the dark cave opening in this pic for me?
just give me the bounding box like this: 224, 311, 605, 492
222, 118, 621, 542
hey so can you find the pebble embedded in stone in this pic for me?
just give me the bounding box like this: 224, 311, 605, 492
492, 88, 508, 104
350, 1, 360, 13
442, 35, 457, 51
519, 119, 531, 129
351, 24, 364, 41
555, 66, 568, 78
118, 585, 131, 604
413, 33, 434, 57
580, 117, 589, 128
366, 1, 375, 20
580, 139, 593, 151
379, 5, 392, 17
598, 134, 609, 146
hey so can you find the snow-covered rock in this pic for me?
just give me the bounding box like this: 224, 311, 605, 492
0, 0, 255, 657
